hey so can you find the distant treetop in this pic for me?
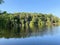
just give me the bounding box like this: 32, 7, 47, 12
0, 0, 4, 4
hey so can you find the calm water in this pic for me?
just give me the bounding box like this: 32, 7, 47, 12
0, 26, 60, 45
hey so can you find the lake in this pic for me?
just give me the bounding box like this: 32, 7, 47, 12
0, 26, 60, 45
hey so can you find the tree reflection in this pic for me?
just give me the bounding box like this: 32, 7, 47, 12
0, 25, 57, 39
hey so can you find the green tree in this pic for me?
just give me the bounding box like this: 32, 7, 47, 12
0, 0, 4, 4
0, 0, 4, 14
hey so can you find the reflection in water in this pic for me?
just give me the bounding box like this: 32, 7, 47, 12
0, 25, 60, 45
0, 25, 59, 39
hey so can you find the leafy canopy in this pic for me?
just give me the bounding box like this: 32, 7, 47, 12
0, 0, 4, 4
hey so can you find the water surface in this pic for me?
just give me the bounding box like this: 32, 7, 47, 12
0, 26, 60, 45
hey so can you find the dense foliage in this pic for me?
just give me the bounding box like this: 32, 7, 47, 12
0, 11, 60, 29
0, 0, 4, 4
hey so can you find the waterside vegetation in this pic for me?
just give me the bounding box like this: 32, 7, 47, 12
0, 11, 60, 29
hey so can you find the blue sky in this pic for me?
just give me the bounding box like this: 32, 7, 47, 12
0, 0, 60, 17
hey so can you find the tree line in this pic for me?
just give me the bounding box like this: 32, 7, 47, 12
0, 11, 60, 29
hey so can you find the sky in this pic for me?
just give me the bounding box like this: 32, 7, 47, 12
0, 0, 60, 17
